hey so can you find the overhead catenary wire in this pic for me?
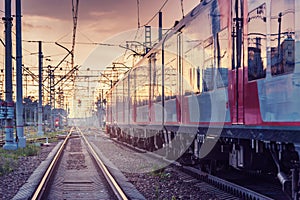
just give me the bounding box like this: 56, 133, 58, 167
55, 31, 72, 43
11, 31, 34, 54
143, 0, 169, 26
77, 29, 95, 43
118, 0, 171, 63
22, 40, 118, 47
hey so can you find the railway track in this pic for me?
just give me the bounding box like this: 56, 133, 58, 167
30, 127, 129, 200
84, 128, 239, 199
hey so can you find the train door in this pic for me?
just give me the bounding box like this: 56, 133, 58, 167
230, 0, 245, 124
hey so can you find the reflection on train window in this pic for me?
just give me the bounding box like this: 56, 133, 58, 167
216, 28, 229, 88
247, 4, 267, 81
203, 37, 214, 91
164, 36, 178, 99
135, 66, 150, 107
183, 40, 203, 95
270, 0, 295, 76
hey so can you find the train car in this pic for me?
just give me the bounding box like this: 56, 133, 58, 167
106, 0, 300, 197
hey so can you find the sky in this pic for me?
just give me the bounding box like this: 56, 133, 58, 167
0, 0, 200, 69
0, 0, 201, 117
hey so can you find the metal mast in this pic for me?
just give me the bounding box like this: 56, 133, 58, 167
37, 41, 44, 135
71, 0, 79, 121
3, 0, 17, 150
16, 0, 26, 147
71, 0, 79, 69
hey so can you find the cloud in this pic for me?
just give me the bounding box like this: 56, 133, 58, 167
23, 15, 66, 31
0, 0, 200, 67
23, 21, 52, 31
89, 10, 116, 17
21, 0, 135, 22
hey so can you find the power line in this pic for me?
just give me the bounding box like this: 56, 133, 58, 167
143, 0, 169, 26
22, 40, 118, 47
77, 29, 94, 43
56, 31, 72, 43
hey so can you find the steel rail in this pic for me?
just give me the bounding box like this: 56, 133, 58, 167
31, 127, 73, 200
77, 127, 128, 200
182, 166, 274, 200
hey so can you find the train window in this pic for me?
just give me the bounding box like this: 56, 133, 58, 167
183, 6, 211, 94
270, 0, 295, 76
182, 40, 203, 95
153, 51, 162, 103
164, 36, 179, 99
216, 28, 229, 88
247, 4, 267, 81
203, 37, 214, 91
135, 65, 149, 107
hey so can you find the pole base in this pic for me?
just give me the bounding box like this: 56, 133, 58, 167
3, 142, 18, 150
17, 137, 26, 148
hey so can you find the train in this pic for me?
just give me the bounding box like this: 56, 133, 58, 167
105, 0, 300, 198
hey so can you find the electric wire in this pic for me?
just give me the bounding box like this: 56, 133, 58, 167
143, 0, 169, 26
22, 40, 118, 47
56, 31, 72, 43
77, 29, 95, 43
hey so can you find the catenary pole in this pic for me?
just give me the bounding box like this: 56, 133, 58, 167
3, 0, 17, 150
37, 41, 44, 135
158, 12, 162, 41
16, 0, 26, 148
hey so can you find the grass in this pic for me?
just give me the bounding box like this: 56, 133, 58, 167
0, 126, 68, 176
149, 165, 171, 180
24, 126, 69, 143
0, 144, 40, 176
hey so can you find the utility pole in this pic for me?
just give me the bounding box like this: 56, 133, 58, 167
3, 0, 17, 150
37, 41, 44, 135
48, 65, 55, 130
71, 0, 79, 69
16, 0, 26, 147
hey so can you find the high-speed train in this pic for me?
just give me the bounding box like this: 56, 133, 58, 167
105, 0, 300, 197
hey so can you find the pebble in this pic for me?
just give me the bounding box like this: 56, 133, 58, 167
0, 144, 56, 200
90, 134, 220, 200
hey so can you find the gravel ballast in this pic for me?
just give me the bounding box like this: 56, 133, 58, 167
88, 131, 220, 200
0, 143, 57, 200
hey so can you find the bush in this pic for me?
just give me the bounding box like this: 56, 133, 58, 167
17, 144, 40, 157
0, 156, 17, 176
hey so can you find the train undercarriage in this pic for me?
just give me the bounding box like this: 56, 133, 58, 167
106, 124, 300, 199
